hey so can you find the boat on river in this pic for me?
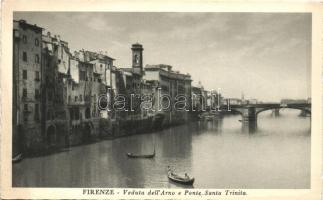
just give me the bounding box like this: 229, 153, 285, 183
167, 166, 194, 185
126, 148, 155, 158
12, 153, 23, 163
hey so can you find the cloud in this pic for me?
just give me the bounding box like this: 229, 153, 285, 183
13, 12, 311, 101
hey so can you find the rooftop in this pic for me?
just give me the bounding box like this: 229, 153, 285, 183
14, 19, 43, 33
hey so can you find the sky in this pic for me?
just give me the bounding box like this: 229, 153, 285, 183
14, 12, 311, 102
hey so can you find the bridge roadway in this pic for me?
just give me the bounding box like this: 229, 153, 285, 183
206, 103, 311, 130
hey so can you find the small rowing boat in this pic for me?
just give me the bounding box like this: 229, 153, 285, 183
126, 149, 155, 158
167, 166, 194, 185
12, 153, 23, 163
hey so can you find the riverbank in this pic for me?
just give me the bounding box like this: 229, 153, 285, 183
14, 112, 195, 159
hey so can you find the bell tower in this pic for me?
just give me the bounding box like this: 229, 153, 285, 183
131, 43, 144, 75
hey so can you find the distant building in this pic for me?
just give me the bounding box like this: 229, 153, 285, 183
209, 90, 224, 109
281, 99, 308, 104
248, 99, 258, 104
227, 98, 242, 105
191, 81, 207, 112
144, 63, 192, 125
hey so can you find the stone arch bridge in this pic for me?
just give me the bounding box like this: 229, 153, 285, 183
228, 103, 311, 123
204, 103, 311, 121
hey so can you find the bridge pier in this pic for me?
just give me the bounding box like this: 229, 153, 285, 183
271, 109, 280, 117
229, 102, 311, 133
241, 107, 257, 133
241, 107, 257, 122
299, 109, 310, 117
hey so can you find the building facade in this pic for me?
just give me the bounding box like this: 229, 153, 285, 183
144, 64, 192, 126
13, 20, 43, 155
13, 20, 198, 155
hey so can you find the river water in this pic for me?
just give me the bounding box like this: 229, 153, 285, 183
13, 110, 310, 188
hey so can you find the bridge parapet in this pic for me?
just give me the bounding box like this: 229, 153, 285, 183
202, 103, 311, 117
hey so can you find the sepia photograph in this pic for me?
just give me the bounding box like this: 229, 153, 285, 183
1, 1, 322, 199
10, 11, 312, 189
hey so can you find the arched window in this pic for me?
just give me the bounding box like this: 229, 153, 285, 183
35, 38, 39, 46
35, 54, 40, 63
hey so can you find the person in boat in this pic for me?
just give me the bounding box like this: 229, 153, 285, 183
168, 166, 175, 176
185, 173, 189, 179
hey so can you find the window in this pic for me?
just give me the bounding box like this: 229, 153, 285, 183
34, 104, 39, 121
23, 70, 27, 79
47, 110, 51, 120
68, 95, 71, 103
76, 109, 80, 120
35, 71, 40, 81
35, 38, 39, 46
85, 108, 91, 119
24, 104, 28, 111
80, 71, 86, 81
80, 95, 82, 102
35, 89, 40, 99
100, 64, 103, 70
35, 54, 40, 63
22, 35, 27, 43
23, 52, 27, 62
48, 91, 53, 101
70, 107, 80, 120
75, 96, 78, 102
23, 88, 27, 98
58, 59, 61, 64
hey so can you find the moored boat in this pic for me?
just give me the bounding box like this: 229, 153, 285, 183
126, 149, 155, 158
12, 153, 23, 163
167, 166, 194, 185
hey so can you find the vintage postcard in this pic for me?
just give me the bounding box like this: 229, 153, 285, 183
0, 0, 322, 199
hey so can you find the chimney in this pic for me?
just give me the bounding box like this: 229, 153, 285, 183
167, 66, 172, 72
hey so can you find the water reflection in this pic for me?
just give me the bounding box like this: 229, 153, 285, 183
241, 121, 257, 134
13, 110, 310, 188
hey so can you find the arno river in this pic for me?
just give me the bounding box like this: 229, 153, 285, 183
12, 110, 310, 188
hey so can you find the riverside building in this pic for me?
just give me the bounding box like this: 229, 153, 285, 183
12, 19, 201, 155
